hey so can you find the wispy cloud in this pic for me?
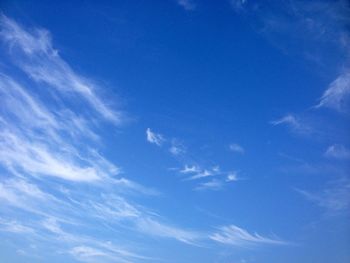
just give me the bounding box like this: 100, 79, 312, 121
136, 217, 200, 245
177, 0, 196, 11
179, 165, 219, 181
146, 128, 164, 146
87, 194, 200, 244
178, 165, 240, 190
296, 178, 350, 216
230, 1, 350, 117
226, 172, 239, 182
195, 179, 223, 191
316, 71, 350, 112
0, 14, 291, 262
180, 165, 200, 174
0, 15, 207, 262
0, 218, 35, 234
0, 15, 122, 124
210, 224, 287, 247
229, 143, 245, 154
169, 140, 186, 156
324, 144, 350, 160
270, 114, 311, 134
0, 130, 104, 182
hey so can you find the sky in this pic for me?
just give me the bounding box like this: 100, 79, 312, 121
0, 0, 349, 262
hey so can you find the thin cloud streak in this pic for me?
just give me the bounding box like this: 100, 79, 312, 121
229, 143, 245, 154
270, 114, 311, 134
324, 144, 350, 160
0, 15, 122, 124
316, 71, 350, 112
296, 178, 350, 216
210, 224, 287, 247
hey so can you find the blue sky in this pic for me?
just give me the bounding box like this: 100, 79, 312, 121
0, 0, 349, 262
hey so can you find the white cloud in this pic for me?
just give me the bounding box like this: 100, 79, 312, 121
187, 169, 213, 181
70, 245, 141, 263
296, 178, 350, 215
146, 128, 164, 146
0, 15, 213, 262
180, 165, 216, 181
88, 194, 201, 245
180, 165, 200, 174
0, 219, 35, 234
210, 225, 287, 247
0, 19, 123, 183
226, 172, 239, 182
0, 178, 58, 213
229, 143, 245, 154
136, 217, 200, 245
324, 144, 350, 160
70, 246, 108, 259
91, 196, 141, 220
195, 179, 223, 191
0, 130, 103, 182
169, 140, 186, 156
316, 72, 350, 112
177, 0, 196, 11
0, 15, 122, 124
270, 114, 310, 134
179, 165, 240, 190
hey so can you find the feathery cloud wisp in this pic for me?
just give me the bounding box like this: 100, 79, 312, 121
146, 128, 164, 146
229, 143, 245, 154
271, 114, 311, 134
210, 225, 287, 247
0, 15, 122, 124
296, 178, 350, 216
195, 179, 223, 191
316, 72, 350, 112
324, 144, 350, 160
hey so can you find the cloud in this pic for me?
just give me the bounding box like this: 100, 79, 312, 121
169, 140, 186, 156
226, 172, 239, 182
0, 14, 201, 258
210, 224, 287, 247
230, 0, 248, 12
0, 130, 104, 182
324, 144, 350, 160
88, 194, 201, 244
0, 15, 122, 124
229, 143, 245, 154
229, 1, 350, 117
187, 170, 213, 181
0, 14, 289, 262
177, 0, 196, 11
70, 246, 109, 262
180, 165, 200, 174
0, 178, 59, 215
296, 178, 350, 216
179, 165, 218, 181
179, 165, 240, 190
136, 217, 200, 245
0, 219, 35, 234
316, 71, 350, 112
0, 17, 123, 183
270, 114, 311, 134
146, 128, 164, 146
195, 179, 223, 191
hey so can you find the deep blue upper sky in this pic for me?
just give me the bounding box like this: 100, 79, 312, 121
0, 1, 349, 263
